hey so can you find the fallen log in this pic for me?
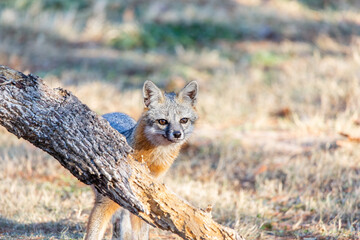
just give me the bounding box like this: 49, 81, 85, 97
0, 65, 244, 240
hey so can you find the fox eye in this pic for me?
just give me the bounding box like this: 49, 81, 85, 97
157, 119, 168, 125
180, 118, 189, 124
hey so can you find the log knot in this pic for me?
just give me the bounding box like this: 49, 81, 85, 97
0, 68, 38, 89
0, 74, 25, 88
55, 87, 71, 98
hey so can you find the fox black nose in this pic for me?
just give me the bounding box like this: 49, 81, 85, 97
173, 131, 182, 138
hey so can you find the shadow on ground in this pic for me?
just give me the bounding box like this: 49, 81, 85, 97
0, 217, 84, 239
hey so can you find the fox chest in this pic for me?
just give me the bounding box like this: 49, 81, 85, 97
132, 146, 180, 178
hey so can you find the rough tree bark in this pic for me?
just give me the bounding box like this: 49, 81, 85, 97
0, 65, 244, 240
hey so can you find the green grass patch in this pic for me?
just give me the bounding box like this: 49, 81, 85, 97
0, 0, 90, 11
251, 51, 288, 67
297, 0, 359, 10
109, 22, 247, 50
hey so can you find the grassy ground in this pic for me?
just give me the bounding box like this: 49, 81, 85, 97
1, 0, 360, 239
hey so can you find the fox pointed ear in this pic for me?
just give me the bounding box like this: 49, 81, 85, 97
178, 81, 198, 106
143, 80, 164, 108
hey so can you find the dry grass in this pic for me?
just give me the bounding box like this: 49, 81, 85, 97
1, 0, 360, 239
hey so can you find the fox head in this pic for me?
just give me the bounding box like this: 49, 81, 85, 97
141, 80, 198, 146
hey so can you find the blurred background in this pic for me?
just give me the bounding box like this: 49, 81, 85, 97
1, 0, 360, 239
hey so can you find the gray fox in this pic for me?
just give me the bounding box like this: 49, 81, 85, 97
85, 80, 198, 240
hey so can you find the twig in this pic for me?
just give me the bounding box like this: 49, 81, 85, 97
339, 132, 360, 142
